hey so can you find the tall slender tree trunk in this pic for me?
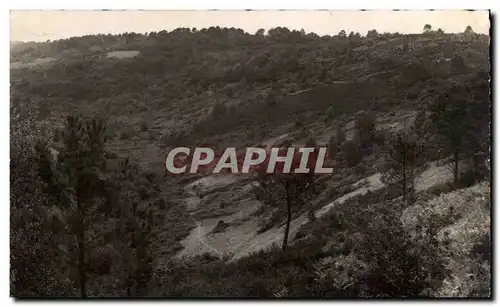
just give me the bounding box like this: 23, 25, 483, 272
402, 150, 407, 204
403, 165, 407, 203
282, 181, 292, 252
77, 203, 87, 298
410, 164, 415, 199
409, 148, 415, 203
402, 121, 407, 204
454, 151, 459, 183
126, 274, 133, 296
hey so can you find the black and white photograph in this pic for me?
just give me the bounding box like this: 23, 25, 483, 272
9, 9, 492, 299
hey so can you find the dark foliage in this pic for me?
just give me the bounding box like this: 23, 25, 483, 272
10, 24, 490, 298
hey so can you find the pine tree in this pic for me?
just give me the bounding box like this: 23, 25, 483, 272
402, 35, 409, 52
355, 111, 376, 151
336, 125, 346, 145
342, 140, 362, 167
111, 158, 165, 296
383, 122, 424, 203
328, 135, 337, 159
429, 85, 483, 183
252, 145, 318, 252
11, 103, 69, 296
36, 115, 109, 297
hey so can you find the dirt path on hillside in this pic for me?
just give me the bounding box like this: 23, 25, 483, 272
195, 221, 223, 257
176, 174, 258, 259
176, 172, 386, 260
176, 160, 455, 261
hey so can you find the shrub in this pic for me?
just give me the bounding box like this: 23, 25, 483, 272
458, 168, 477, 188
374, 129, 388, 146
140, 120, 149, 132
308, 209, 316, 222
342, 140, 362, 166
148, 130, 158, 141
354, 164, 366, 176
294, 128, 309, 140
119, 129, 135, 140
162, 130, 191, 147
427, 182, 455, 196
354, 111, 376, 149
327, 136, 337, 159
326, 106, 336, 120
265, 93, 276, 107
471, 233, 491, 264
211, 103, 227, 118
294, 120, 303, 129
358, 210, 451, 297
336, 125, 346, 145
52, 128, 61, 143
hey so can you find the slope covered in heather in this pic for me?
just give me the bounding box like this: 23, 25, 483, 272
11, 25, 491, 297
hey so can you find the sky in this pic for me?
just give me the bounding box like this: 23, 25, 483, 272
10, 10, 490, 42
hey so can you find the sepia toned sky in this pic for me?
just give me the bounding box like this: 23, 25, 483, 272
10, 10, 490, 42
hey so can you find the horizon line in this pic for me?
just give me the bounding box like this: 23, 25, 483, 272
10, 27, 490, 44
